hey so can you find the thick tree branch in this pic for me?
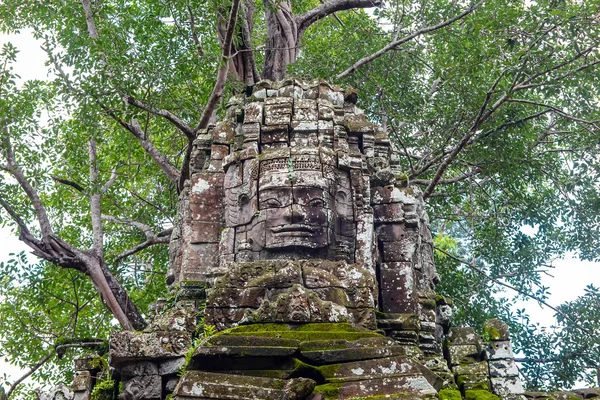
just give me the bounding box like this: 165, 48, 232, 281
88, 137, 104, 258
51, 176, 86, 193
119, 116, 180, 185
297, 0, 382, 36
100, 167, 118, 194
507, 99, 600, 126
102, 215, 154, 237
80, 0, 99, 39
124, 95, 196, 140
114, 233, 172, 263
337, 1, 483, 79
6, 351, 54, 399
1, 132, 53, 238
195, 0, 241, 131
102, 215, 173, 262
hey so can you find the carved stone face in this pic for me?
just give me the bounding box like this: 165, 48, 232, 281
260, 177, 332, 249
222, 155, 356, 261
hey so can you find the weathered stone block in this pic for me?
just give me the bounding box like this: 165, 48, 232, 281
486, 340, 514, 360
488, 359, 519, 377
210, 144, 229, 160
109, 330, 192, 364
212, 121, 235, 144
121, 361, 158, 377
490, 376, 524, 395
447, 327, 479, 345
190, 221, 221, 243
380, 239, 416, 262
260, 124, 288, 144
174, 371, 315, 400
244, 102, 263, 123
72, 371, 91, 392
379, 262, 415, 291
377, 313, 420, 331
457, 374, 490, 391
380, 288, 418, 314
120, 375, 161, 400
159, 357, 185, 375
313, 375, 437, 399
484, 318, 511, 341
453, 361, 488, 377
373, 203, 405, 223
446, 344, 481, 366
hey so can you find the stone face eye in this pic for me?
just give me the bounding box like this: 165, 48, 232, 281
308, 198, 325, 208
263, 198, 282, 208
238, 193, 250, 205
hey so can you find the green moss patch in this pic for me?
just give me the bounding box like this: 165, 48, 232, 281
438, 389, 462, 400
465, 390, 500, 400
312, 383, 344, 399
218, 323, 382, 342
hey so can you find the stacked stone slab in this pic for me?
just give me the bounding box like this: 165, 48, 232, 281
445, 327, 490, 398
110, 305, 196, 399
484, 319, 525, 400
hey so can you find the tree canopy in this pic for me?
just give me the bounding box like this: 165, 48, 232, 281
0, 0, 599, 396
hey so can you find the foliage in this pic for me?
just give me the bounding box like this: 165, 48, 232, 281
0, 0, 599, 395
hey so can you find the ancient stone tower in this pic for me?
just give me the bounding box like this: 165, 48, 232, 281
97, 80, 526, 400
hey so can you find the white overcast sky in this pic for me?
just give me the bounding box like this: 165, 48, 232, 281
1, 30, 599, 386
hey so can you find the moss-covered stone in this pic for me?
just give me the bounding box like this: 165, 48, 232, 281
483, 319, 510, 341
438, 389, 462, 400
312, 382, 344, 399
465, 390, 500, 400
218, 322, 382, 341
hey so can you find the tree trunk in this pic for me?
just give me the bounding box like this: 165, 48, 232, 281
263, 0, 298, 81
83, 255, 146, 331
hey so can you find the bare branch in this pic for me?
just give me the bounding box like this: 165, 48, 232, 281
102, 214, 154, 237
51, 176, 86, 193
507, 99, 600, 126
128, 118, 181, 185
412, 167, 481, 185
102, 215, 173, 262
195, 0, 241, 131
124, 95, 196, 140
89, 137, 104, 258
1, 131, 53, 238
514, 45, 597, 91
80, 0, 99, 39
6, 351, 55, 399
337, 1, 483, 79
187, 3, 204, 57
297, 0, 382, 36
114, 232, 172, 263
100, 167, 118, 194
0, 196, 33, 239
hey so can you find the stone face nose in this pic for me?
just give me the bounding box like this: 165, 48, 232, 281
284, 203, 306, 224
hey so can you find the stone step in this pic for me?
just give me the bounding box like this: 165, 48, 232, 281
300, 345, 411, 365
318, 356, 442, 389
312, 375, 437, 399
174, 371, 315, 400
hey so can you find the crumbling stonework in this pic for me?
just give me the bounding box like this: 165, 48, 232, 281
38, 80, 593, 400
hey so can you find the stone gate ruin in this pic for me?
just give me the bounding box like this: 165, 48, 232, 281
60, 80, 547, 400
